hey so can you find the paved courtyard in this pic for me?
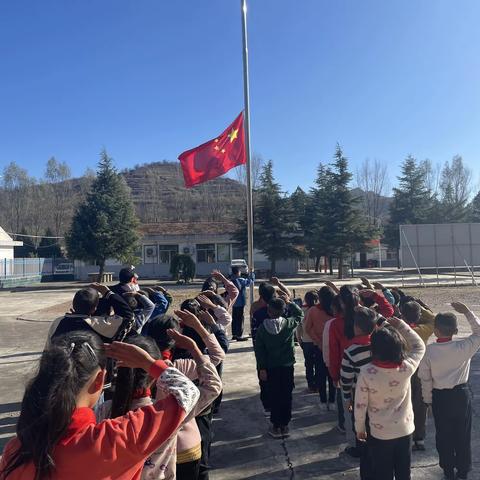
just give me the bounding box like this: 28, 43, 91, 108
0, 282, 479, 479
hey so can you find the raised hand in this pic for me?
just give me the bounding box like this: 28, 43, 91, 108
211, 270, 226, 283
198, 310, 216, 326
372, 282, 385, 290
451, 302, 471, 316
197, 294, 216, 310
270, 276, 280, 286
104, 341, 156, 371
89, 283, 110, 296
167, 328, 198, 352
174, 309, 202, 330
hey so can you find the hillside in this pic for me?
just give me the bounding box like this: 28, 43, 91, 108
121, 161, 245, 223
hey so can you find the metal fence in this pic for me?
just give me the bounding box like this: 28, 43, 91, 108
0, 258, 72, 279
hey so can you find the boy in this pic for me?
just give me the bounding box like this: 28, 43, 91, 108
340, 307, 376, 463
254, 297, 303, 438
355, 317, 425, 480
400, 300, 435, 451
418, 302, 480, 480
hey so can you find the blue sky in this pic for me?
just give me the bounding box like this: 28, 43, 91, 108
1, 0, 480, 194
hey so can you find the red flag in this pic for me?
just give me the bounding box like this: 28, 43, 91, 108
178, 112, 246, 188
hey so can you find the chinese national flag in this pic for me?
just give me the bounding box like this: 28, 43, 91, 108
178, 112, 246, 188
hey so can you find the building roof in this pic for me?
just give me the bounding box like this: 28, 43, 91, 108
139, 222, 238, 237
0, 226, 23, 247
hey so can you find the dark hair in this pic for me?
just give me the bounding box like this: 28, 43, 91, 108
318, 286, 335, 316
198, 291, 227, 309
339, 285, 360, 339
119, 267, 136, 284
304, 290, 319, 308
201, 277, 218, 293
231, 266, 240, 275
371, 325, 407, 363
390, 290, 401, 306
400, 301, 422, 325
72, 288, 99, 315
354, 307, 377, 335
144, 314, 180, 351
259, 282, 276, 303
361, 296, 376, 309
180, 298, 202, 316
268, 298, 286, 318
435, 312, 458, 337
110, 334, 160, 418
1, 331, 106, 480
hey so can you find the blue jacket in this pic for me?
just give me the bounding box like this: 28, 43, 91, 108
231, 273, 255, 307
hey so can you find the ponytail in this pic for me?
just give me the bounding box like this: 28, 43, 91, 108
110, 334, 160, 418
339, 285, 360, 340
1, 331, 105, 480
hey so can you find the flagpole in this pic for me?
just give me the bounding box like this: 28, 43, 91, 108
240, 0, 255, 302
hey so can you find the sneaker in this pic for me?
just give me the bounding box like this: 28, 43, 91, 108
319, 403, 328, 412
336, 424, 346, 434
412, 440, 426, 452
268, 426, 283, 439
327, 402, 336, 411
236, 336, 249, 342
343, 446, 361, 458
280, 426, 290, 438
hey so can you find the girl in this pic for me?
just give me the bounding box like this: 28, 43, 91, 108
98, 332, 222, 480
355, 317, 425, 480
304, 286, 336, 410
0, 330, 199, 480
296, 290, 319, 393
147, 309, 225, 480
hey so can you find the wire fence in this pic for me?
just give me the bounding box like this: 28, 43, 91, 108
0, 258, 72, 280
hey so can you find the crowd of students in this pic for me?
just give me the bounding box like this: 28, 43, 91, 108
1, 266, 479, 480
252, 276, 480, 480
0, 266, 239, 480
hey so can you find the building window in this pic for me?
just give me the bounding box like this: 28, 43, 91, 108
231, 243, 245, 260
158, 245, 179, 264
143, 245, 158, 264
217, 243, 231, 262
197, 244, 216, 263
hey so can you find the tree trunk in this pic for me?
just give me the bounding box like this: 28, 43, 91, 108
98, 260, 105, 281
315, 256, 320, 272
328, 256, 333, 275
270, 259, 276, 276
338, 254, 344, 279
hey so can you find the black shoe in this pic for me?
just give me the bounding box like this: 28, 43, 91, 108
236, 336, 249, 342
231, 336, 238, 341
343, 446, 361, 458
442, 469, 455, 480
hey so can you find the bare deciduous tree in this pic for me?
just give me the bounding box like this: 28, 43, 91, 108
355, 158, 390, 223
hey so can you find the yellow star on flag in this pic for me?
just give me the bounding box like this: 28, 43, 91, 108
228, 128, 238, 143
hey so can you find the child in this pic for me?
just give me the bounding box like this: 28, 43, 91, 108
400, 300, 435, 452
0, 330, 199, 480
418, 302, 480, 480
98, 331, 222, 480
340, 307, 377, 459
297, 290, 320, 393
305, 285, 336, 410
355, 317, 425, 480
254, 297, 304, 438
123, 290, 155, 333
146, 309, 225, 480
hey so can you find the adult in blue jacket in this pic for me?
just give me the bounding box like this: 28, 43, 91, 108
230, 266, 255, 341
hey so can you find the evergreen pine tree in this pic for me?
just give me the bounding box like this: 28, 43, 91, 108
66, 150, 140, 277
326, 144, 372, 278
385, 155, 432, 255
254, 161, 300, 274
469, 191, 480, 222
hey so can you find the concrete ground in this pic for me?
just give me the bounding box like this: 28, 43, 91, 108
1, 283, 480, 479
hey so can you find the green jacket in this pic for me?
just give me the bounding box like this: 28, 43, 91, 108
254, 302, 304, 370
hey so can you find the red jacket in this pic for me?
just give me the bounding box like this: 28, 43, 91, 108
0, 361, 200, 480
373, 292, 394, 319
328, 316, 357, 384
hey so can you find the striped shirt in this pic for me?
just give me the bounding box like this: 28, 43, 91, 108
340, 336, 372, 400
